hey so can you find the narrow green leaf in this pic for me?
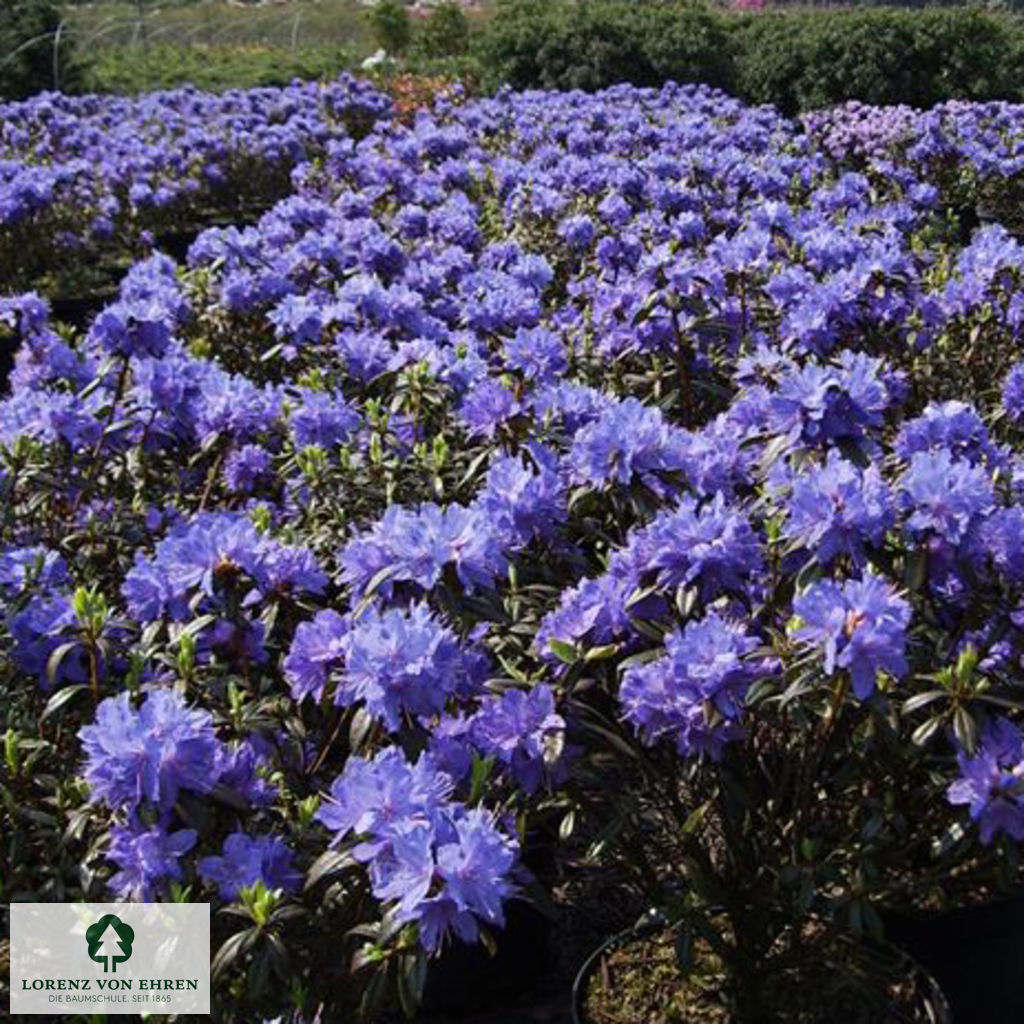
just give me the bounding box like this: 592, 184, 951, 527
40, 684, 88, 723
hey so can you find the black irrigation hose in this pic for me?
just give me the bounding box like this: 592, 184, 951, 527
571, 910, 667, 1024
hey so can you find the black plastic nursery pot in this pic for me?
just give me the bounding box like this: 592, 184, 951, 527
572, 919, 952, 1024
420, 829, 558, 1016
420, 898, 555, 1016
884, 894, 1024, 1024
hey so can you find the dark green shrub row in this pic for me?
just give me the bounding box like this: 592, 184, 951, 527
475, 1, 1024, 113
0, 0, 84, 98
731, 6, 1024, 113
474, 0, 731, 94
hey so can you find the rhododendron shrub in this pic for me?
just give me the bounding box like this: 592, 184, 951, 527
0, 76, 392, 289
6, 80, 1024, 1020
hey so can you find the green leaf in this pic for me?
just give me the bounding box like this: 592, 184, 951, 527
359, 964, 390, 1020
178, 614, 218, 640
349, 707, 374, 752
478, 927, 498, 957
675, 926, 695, 977
911, 716, 943, 747
458, 448, 492, 491
305, 849, 356, 890
628, 617, 667, 643
354, 565, 397, 616
469, 755, 496, 807
624, 584, 659, 611
212, 929, 256, 979
905, 546, 928, 592
953, 706, 979, 754
397, 950, 427, 1019
675, 585, 699, 619
547, 638, 578, 664
40, 684, 89, 724
559, 809, 575, 840
46, 643, 82, 690
901, 690, 945, 716
681, 800, 710, 838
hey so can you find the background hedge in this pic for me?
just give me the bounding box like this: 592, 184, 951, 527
475, 1, 1024, 113
5, 0, 1024, 111
473, 0, 732, 93
730, 6, 1024, 113
0, 0, 84, 98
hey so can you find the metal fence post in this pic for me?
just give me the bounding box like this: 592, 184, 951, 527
52, 18, 66, 92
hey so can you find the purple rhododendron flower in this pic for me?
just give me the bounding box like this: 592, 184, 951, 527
504, 327, 567, 382
338, 602, 486, 729
982, 509, 1024, 586
198, 832, 301, 900
895, 401, 1005, 468
620, 612, 766, 759
224, 444, 272, 494
1002, 362, 1024, 423
123, 512, 326, 622
899, 450, 994, 545
639, 493, 763, 600
567, 397, 689, 490
289, 388, 360, 450
770, 351, 888, 448
213, 739, 278, 806
316, 748, 454, 858
792, 574, 911, 698
472, 452, 566, 548
284, 609, 349, 703
417, 808, 518, 952
339, 502, 507, 596
948, 718, 1024, 844
79, 690, 222, 813
471, 686, 568, 794
783, 452, 893, 566
107, 824, 197, 902
559, 214, 596, 250
0, 545, 69, 594
8, 594, 84, 687
88, 299, 174, 359
317, 745, 518, 954
458, 379, 520, 439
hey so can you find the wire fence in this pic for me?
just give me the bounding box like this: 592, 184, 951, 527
0, 5, 371, 92
72, 3, 372, 50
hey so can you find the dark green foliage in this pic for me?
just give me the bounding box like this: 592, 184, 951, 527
415, 1, 471, 59
731, 7, 1024, 115
474, 1, 1024, 112
476, 0, 732, 93
367, 0, 412, 56
0, 0, 85, 98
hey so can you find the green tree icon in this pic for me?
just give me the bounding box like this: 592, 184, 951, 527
86, 914, 135, 973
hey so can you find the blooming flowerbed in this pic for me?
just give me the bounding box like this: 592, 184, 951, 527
6, 79, 1024, 1021
0, 76, 391, 291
